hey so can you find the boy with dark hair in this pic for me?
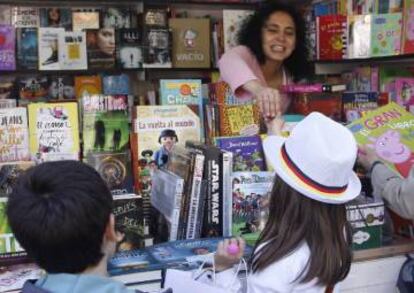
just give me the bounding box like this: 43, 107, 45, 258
6, 160, 144, 292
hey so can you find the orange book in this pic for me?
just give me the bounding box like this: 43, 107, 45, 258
74, 75, 102, 99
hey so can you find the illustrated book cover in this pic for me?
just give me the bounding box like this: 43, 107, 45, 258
16, 27, 38, 70
0, 25, 15, 71
117, 28, 144, 69
0, 161, 34, 197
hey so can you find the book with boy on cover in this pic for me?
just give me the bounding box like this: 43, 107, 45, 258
0, 161, 34, 197
27, 102, 80, 162
0, 25, 15, 71
0, 108, 30, 163
16, 28, 38, 70
82, 95, 130, 157
347, 102, 414, 178
232, 171, 274, 246
215, 135, 266, 171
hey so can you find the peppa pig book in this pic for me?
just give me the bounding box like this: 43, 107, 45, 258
347, 102, 414, 178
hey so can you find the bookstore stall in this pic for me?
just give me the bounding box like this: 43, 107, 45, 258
0, 0, 413, 292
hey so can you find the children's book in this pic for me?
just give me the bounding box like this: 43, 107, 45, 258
347, 102, 414, 178
402, 0, 414, 54
27, 102, 80, 162
394, 77, 414, 110
347, 15, 372, 59
316, 14, 347, 60
117, 29, 144, 69
370, 13, 402, 57
342, 92, 378, 123
232, 171, 274, 246
38, 27, 64, 71
58, 31, 87, 70
0, 107, 30, 163
11, 7, 39, 28
215, 135, 266, 171
16, 27, 38, 70
218, 103, 261, 136
0, 25, 16, 71
0, 161, 34, 197
160, 79, 202, 105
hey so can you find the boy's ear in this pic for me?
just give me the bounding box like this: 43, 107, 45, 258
105, 214, 123, 242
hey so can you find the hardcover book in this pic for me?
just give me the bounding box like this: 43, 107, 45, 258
0, 107, 30, 163
160, 79, 202, 105
103, 7, 131, 29
0, 161, 34, 197
0, 25, 16, 71
11, 7, 39, 28
222, 10, 254, 52
394, 77, 414, 110
215, 135, 266, 171
38, 27, 64, 71
82, 95, 130, 156
39, 8, 71, 30
402, 0, 414, 54
143, 28, 172, 68
218, 103, 261, 136
316, 14, 347, 60
28, 102, 80, 162
72, 11, 100, 31
117, 28, 144, 69
16, 27, 38, 70
58, 31, 87, 70
371, 13, 402, 57
232, 171, 274, 245
342, 92, 378, 123
87, 29, 116, 69
169, 18, 211, 68
347, 102, 414, 178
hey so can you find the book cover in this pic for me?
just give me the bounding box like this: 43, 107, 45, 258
103, 7, 131, 29
143, 28, 172, 68
117, 29, 144, 69
0, 108, 30, 163
218, 103, 261, 136
347, 15, 372, 59
0, 263, 43, 292
72, 11, 100, 31
11, 7, 39, 28
402, 0, 414, 54
215, 135, 266, 171
112, 193, 144, 252
74, 75, 102, 99
169, 18, 211, 68
48, 76, 75, 100
232, 171, 274, 245
38, 27, 64, 71
39, 8, 71, 30
0, 100, 16, 109
342, 92, 379, 123
0, 25, 15, 71
18, 76, 49, 105
0, 197, 28, 264
0, 5, 11, 25
0, 161, 34, 197
160, 79, 202, 105
371, 13, 402, 57
87, 29, 116, 69
85, 152, 134, 196
291, 92, 342, 121
103, 74, 130, 95
316, 14, 347, 60
0, 77, 15, 101
16, 27, 38, 70
82, 95, 130, 156
58, 31, 87, 70
28, 102, 80, 162
222, 10, 254, 52
394, 77, 414, 109
143, 9, 168, 27
347, 102, 414, 178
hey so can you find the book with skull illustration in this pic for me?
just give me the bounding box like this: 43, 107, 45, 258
168, 18, 210, 68
347, 102, 414, 178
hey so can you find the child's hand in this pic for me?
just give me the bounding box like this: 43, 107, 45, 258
265, 115, 285, 136
357, 145, 380, 171
214, 237, 245, 272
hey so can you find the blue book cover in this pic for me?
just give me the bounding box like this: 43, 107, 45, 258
108, 248, 162, 274
103, 74, 131, 95
16, 28, 38, 70
215, 135, 266, 172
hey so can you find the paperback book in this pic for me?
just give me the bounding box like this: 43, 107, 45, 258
38, 27, 64, 71
16, 27, 38, 70
18, 76, 49, 105
87, 29, 116, 69
143, 28, 172, 68
74, 75, 102, 99
72, 11, 100, 31
39, 8, 71, 30
58, 31, 87, 70
11, 7, 39, 28
342, 92, 378, 123
370, 13, 402, 57
102, 7, 131, 29
48, 76, 75, 100
117, 29, 144, 69
0, 25, 15, 71
0, 161, 34, 197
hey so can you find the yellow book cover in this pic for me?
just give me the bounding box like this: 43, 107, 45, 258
219, 103, 260, 137
28, 102, 80, 162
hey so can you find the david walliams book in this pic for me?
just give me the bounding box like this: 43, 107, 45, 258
348, 102, 414, 178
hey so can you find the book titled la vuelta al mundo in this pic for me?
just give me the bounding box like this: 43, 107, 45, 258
347, 102, 414, 178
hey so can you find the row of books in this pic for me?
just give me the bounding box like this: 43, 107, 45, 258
311, 0, 407, 16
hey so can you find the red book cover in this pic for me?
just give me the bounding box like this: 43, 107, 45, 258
316, 15, 347, 60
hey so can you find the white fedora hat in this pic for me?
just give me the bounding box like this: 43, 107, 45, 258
263, 112, 361, 204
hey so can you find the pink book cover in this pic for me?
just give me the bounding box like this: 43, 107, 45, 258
394, 77, 414, 109
0, 25, 15, 70
403, 2, 414, 53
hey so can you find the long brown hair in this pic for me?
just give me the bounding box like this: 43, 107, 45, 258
251, 175, 352, 287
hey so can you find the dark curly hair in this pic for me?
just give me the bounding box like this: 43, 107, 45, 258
238, 1, 312, 81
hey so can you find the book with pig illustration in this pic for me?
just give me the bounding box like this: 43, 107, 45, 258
347, 102, 414, 178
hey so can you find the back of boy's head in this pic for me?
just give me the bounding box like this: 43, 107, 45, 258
7, 160, 113, 274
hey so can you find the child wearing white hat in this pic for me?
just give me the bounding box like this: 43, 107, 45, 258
213, 112, 361, 292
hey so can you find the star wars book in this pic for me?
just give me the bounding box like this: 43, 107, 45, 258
85, 151, 134, 196
48, 76, 75, 100
348, 102, 414, 178
58, 30, 87, 70
0, 25, 16, 71
38, 27, 64, 71
103, 7, 131, 29
0, 107, 30, 163
82, 95, 130, 157
169, 18, 211, 68
27, 102, 80, 162
16, 27, 38, 70
87, 29, 116, 69
143, 28, 172, 68
0, 161, 34, 197
39, 8, 71, 30
117, 28, 144, 69
17, 76, 49, 105
11, 7, 39, 28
